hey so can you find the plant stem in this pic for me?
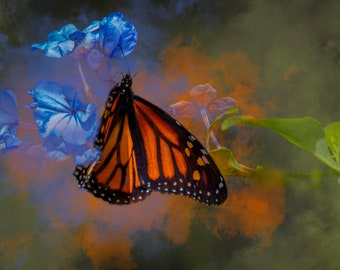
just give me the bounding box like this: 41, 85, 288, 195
200, 108, 221, 148
76, 60, 92, 99
283, 172, 340, 178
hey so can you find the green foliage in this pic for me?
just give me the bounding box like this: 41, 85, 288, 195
218, 116, 340, 174
324, 121, 340, 164
209, 147, 256, 177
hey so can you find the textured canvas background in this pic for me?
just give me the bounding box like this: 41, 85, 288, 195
1, 1, 340, 269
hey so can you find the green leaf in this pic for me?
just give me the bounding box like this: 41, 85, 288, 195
221, 116, 340, 172
209, 147, 256, 177
324, 121, 340, 163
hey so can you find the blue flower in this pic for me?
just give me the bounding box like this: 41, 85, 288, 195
98, 12, 138, 58
31, 24, 79, 58
0, 89, 21, 149
31, 12, 137, 64
28, 81, 99, 164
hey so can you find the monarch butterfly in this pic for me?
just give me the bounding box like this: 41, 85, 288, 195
73, 74, 227, 205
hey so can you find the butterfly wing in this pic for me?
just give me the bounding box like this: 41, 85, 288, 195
130, 95, 227, 205
74, 80, 151, 204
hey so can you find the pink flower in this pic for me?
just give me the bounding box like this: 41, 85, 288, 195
169, 83, 237, 148
169, 83, 237, 120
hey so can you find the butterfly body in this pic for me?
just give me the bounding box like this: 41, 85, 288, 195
74, 74, 227, 205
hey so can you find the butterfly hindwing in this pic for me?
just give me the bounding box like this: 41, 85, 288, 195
74, 74, 227, 205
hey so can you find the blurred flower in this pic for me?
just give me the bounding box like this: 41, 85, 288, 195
27, 81, 99, 164
0, 89, 21, 149
169, 83, 237, 120
31, 12, 137, 67
42, 135, 98, 165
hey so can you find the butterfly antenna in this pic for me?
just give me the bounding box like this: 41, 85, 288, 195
117, 44, 131, 76
95, 69, 120, 84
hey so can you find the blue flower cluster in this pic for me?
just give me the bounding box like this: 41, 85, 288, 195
31, 12, 137, 68
0, 12, 138, 164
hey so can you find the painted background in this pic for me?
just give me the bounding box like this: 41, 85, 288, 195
1, 0, 340, 269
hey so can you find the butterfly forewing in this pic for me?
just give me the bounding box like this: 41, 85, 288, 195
131, 96, 227, 205
73, 74, 227, 205
74, 78, 151, 204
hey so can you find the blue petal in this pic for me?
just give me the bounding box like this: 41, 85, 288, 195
28, 81, 71, 112
0, 90, 20, 149
83, 20, 101, 34
99, 12, 137, 58
42, 136, 99, 164
38, 104, 98, 145
113, 24, 138, 57
31, 40, 75, 58
0, 89, 19, 125
0, 134, 21, 149
47, 24, 79, 41
42, 136, 69, 160
71, 32, 99, 59
31, 24, 79, 58
71, 20, 101, 58
68, 30, 86, 42
73, 145, 99, 165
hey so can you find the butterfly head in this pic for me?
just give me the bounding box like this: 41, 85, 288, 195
121, 74, 132, 91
